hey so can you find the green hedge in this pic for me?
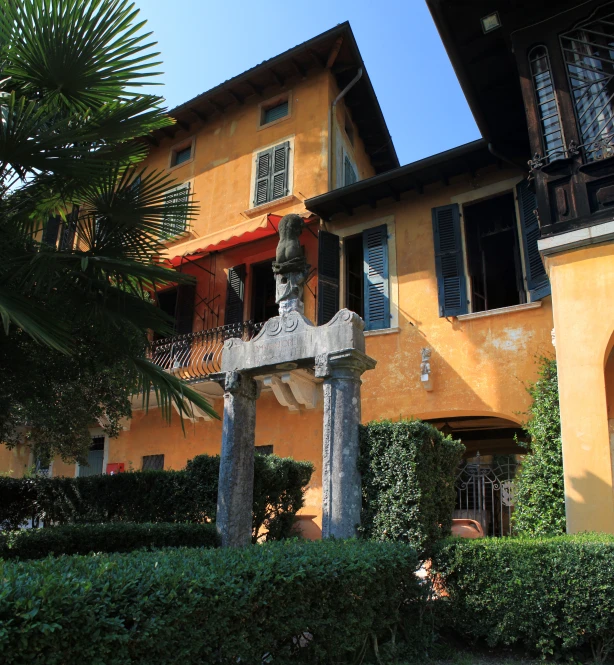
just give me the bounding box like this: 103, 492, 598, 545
0, 539, 419, 665
0, 453, 314, 541
359, 419, 464, 553
0, 522, 219, 560
433, 535, 614, 662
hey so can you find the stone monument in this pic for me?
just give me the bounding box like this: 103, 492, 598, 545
213, 214, 376, 547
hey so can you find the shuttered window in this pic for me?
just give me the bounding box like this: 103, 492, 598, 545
344, 155, 357, 186
262, 101, 289, 125
517, 180, 550, 301
362, 225, 390, 330
432, 204, 468, 317
42, 215, 61, 246
142, 454, 165, 471
161, 183, 190, 237
172, 145, 192, 167
78, 437, 105, 478
59, 206, 78, 251
175, 284, 196, 335
317, 230, 340, 325
253, 142, 290, 207
225, 264, 246, 325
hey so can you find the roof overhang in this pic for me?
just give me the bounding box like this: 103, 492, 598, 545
150, 22, 399, 174
305, 139, 499, 220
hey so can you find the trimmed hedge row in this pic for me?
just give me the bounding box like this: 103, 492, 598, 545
0, 539, 419, 665
359, 419, 464, 553
0, 453, 314, 542
0, 522, 219, 560
433, 535, 614, 662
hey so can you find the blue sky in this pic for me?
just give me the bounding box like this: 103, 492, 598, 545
136, 0, 480, 166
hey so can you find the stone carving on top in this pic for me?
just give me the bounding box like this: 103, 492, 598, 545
273, 214, 310, 316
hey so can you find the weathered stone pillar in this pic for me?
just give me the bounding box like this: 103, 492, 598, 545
315, 349, 376, 539
216, 370, 260, 548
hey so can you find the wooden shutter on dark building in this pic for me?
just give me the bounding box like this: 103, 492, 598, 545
42, 215, 61, 246
317, 230, 340, 325
517, 180, 551, 301
225, 264, 246, 325
174, 284, 196, 335
363, 225, 390, 330
271, 142, 289, 201
254, 149, 272, 206
432, 203, 468, 317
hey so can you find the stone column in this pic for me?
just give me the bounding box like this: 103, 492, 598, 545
315, 349, 376, 539
216, 370, 260, 548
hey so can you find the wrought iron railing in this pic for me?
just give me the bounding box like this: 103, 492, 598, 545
149, 321, 264, 382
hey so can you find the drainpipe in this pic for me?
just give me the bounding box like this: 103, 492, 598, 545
328, 68, 363, 191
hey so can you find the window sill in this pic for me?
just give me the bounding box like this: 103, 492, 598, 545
456, 301, 542, 322
364, 326, 400, 337
243, 194, 301, 218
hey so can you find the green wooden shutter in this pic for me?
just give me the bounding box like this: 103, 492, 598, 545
317, 230, 340, 324
517, 180, 550, 301
271, 141, 289, 201
42, 215, 61, 246
363, 225, 390, 330
162, 183, 190, 236
59, 206, 78, 251
344, 155, 357, 185
432, 203, 468, 317
254, 148, 272, 206
225, 264, 246, 325
175, 284, 196, 335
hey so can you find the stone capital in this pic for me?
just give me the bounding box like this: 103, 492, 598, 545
223, 371, 260, 400
314, 348, 377, 380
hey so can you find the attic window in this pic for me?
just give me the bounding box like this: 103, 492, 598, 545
481, 12, 501, 34
170, 141, 193, 168
261, 97, 289, 126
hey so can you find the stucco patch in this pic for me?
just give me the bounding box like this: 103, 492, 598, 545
487, 327, 534, 352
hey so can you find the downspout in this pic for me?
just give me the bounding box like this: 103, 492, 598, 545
328, 68, 363, 191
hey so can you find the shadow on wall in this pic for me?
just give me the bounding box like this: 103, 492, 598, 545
566, 471, 614, 534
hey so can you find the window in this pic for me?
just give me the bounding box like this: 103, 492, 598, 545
42, 205, 78, 249
431, 184, 550, 318
317, 225, 390, 331
262, 100, 289, 125
225, 264, 246, 325
529, 46, 565, 160
253, 142, 290, 207
77, 436, 105, 478
561, 7, 614, 161
251, 258, 277, 324
142, 454, 164, 471
161, 183, 190, 237
170, 141, 193, 168
344, 154, 357, 186
155, 284, 195, 338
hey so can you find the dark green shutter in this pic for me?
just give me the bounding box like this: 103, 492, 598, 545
59, 206, 78, 251
317, 230, 340, 324
162, 183, 190, 236
225, 264, 245, 325
254, 149, 272, 206
42, 215, 61, 246
517, 180, 550, 301
363, 225, 390, 330
432, 203, 468, 317
175, 284, 196, 335
344, 155, 357, 185
271, 142, 289, 201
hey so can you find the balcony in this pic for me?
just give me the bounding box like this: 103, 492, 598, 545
149, 321, 265, 382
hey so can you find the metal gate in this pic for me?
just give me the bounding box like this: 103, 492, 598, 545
454, 453, 520, 537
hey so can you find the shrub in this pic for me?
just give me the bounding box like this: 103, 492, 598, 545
0, 539, 419, 665
359, 419, 464, 553
433, 534, 614, 662
0, 453, 314, 541
513, 356, 566, 535
0, 522, 219, 560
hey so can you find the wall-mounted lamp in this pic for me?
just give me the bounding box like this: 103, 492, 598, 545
420, 347, 433, 392
481, 12, 501, 34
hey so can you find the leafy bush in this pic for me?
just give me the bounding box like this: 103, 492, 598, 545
359, 419, 464, 553
514, 357, 566, 535
433, 535, 614, 662
0, 539, 419, 665
0, 522, 218, 560
0, 453, 314, 541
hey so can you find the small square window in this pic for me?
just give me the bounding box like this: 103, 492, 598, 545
170, 143, 193, 168
142, 454, 165, 471
481, 12, 501, 34
262, 100, 289, 126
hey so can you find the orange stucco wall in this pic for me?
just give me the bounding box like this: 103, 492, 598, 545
545, 243, 614, 534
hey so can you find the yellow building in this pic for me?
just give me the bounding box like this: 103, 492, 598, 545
6, 6, 613, 537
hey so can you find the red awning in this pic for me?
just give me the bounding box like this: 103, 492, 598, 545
167, 213, 315, 268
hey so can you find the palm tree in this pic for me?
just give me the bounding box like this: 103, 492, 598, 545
0, 0, 218, 455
